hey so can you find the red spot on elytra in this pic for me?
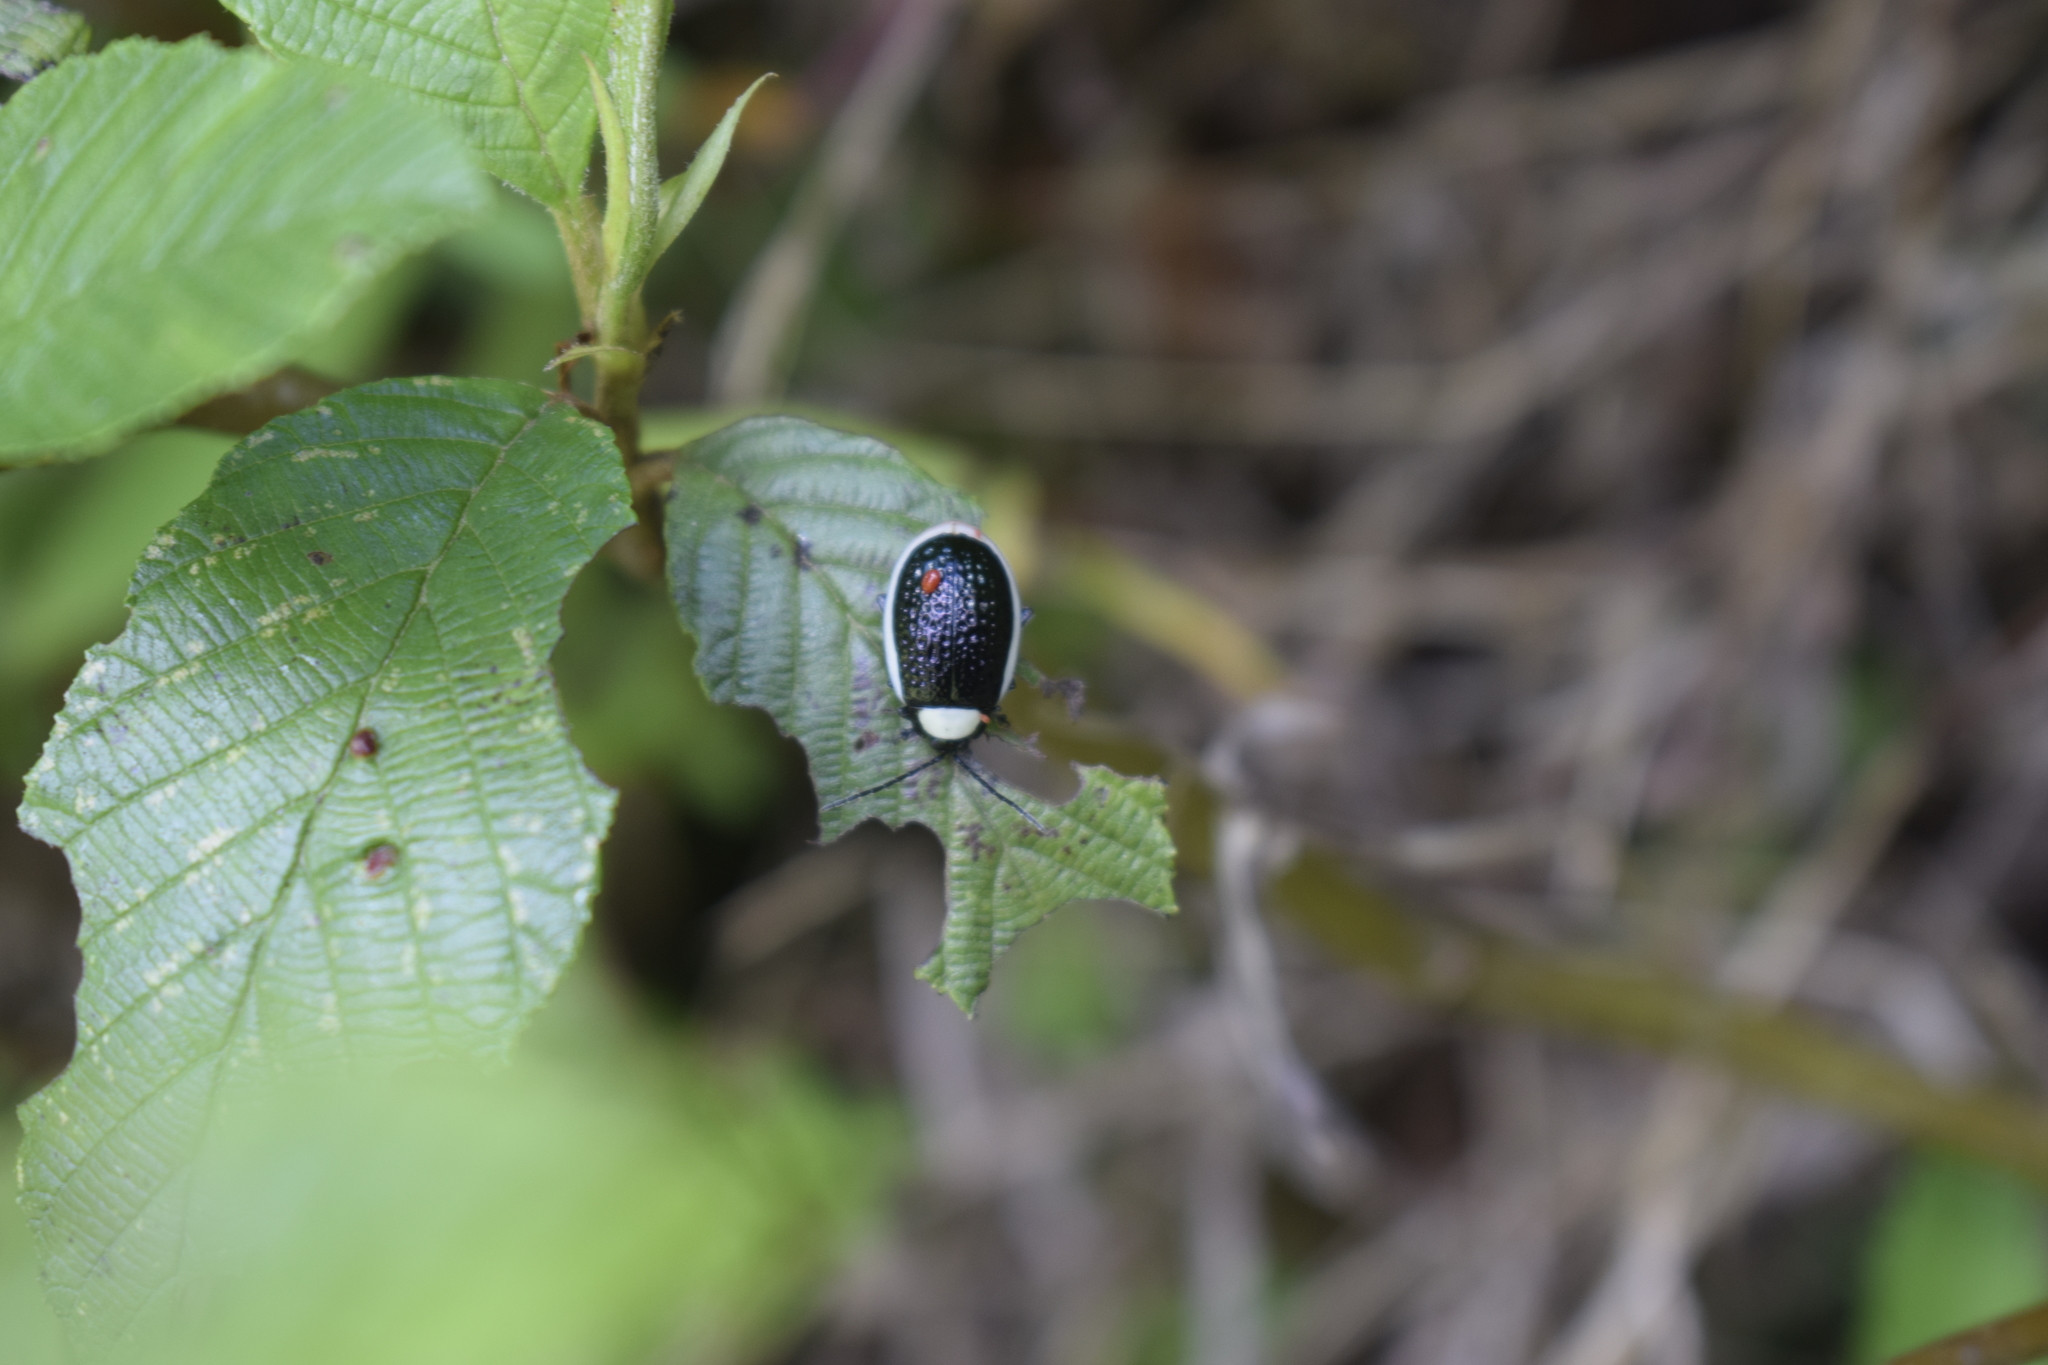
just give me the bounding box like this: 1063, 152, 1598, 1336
348, 728, 379, 758
920, 568, 943, 594
363, 843, 399, 878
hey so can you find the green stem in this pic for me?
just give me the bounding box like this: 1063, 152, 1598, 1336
589, 0, 670, 464
549, 197, 604, 332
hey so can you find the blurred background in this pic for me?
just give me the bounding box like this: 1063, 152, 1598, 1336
11, 0, 2048, 1361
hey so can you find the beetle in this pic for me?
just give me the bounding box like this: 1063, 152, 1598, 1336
820, 520, 1049, 833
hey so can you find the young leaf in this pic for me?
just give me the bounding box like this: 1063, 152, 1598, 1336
15, 378, 633, 1347
665, 416, 1177, 1011
653, 74, 771, 263
224, 0, 610, 212
582, 53, 633, 293
0, 0, 89, 82
0, 39, 488, 462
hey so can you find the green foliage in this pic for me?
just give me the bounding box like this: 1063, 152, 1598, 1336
440, 190, 584, 382
0, 1126, 63, 1365
556, 556, 781, 828
15, 379, 633, 1348
654, 74, 772, 261
223, 0, 610, 212
0, 38, 488, 462
148, 1024, 898, 1365
665, 416, 1177, 1011
0, 430, 231, 687
0, 430, 231, 803
2, 6, 1164, 1349
0, 0, 88, 82
1853, 1150, 2048, 1362
986, 907, 1150, 1066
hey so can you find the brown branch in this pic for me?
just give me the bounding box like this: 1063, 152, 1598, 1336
1888, 1299, 2048, 1365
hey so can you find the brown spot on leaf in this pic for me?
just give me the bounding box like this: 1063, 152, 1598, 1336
739, 504, 763, 524
308, 550, 333, 566
362, 843, 400, 878
348, 729, 379, 759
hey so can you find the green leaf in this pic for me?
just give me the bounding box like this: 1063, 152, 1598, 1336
919, 766, 1175, 1009
224, 0, 610, 211
1852, 1150, 2048, 1363
0, 38, 488, 462
653, 73, 770, 263
158, 1038, 898, 1365
665, 416, 1177, 1011
0, 1127, 64, 1365
0, 0, 89, 82
583, 52, 632, 284
15, 378, 633, 1348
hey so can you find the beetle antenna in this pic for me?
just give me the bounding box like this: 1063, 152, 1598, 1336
818, 753, 948, 813
954, 753, 1053, 835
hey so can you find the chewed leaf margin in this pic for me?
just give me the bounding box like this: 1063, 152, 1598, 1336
664, 415, 1177, 1011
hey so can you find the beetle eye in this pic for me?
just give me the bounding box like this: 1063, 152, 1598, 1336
920, 568, 943, 594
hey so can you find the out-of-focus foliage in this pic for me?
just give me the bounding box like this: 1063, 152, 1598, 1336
558, 556, 782, 828
441, 191, 583, 384
0, 429, 228, 685
17, 380, 631, 1347
149, 990, 899, 1365
983, 904, 1150, 1066
0, 428, 230, 796
222, 0, 609, 212
666, 415, 1176, 1010
1853, 1152, 2048, 1364
4, 979, 900, 1365
0, 38, 487, 460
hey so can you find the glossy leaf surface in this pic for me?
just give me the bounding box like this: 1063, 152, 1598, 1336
666, 416, 1176, 1010
0, 38, 487, 461
15, 378, 632, 1347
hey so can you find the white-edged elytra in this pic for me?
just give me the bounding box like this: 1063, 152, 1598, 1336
820, 521, 1049, 833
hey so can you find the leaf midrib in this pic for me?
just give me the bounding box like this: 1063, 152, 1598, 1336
54, 411, 532, 1246
478, 0, 580, 205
